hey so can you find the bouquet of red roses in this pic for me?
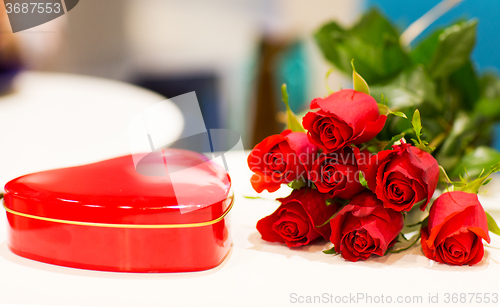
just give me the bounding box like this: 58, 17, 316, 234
248, 65, 500, 265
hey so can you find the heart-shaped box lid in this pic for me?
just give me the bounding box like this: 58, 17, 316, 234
4, 149, 232, 226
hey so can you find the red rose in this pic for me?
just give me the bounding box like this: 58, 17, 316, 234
330, 191, 403, 261
248, 130, 318, 193
309, 147, 365, 199
257, 188, 340, 247
363, 143, 439, 212
421, 191, 490, 266
302, 89, 386, 153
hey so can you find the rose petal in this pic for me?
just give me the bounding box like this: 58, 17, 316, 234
421, 191, 490, 266
363, 149, 393, 192
248, 130, 317, 193
273, 210, 311, 243
420, 226, 433, 260
366, 145, 439, 212
407, 146, 439, 209
466, 236, 485, 265
310, 154, 364, 198
303, 90, 384, 152
250, 173, 281, 193
313, 90, 380, 137
284, 131, 318, 167
427, 191, 490, 249
330, 191, 404, 261
277, 188, 340, 240
352, 114, 387, 144
256, 209, 285, 244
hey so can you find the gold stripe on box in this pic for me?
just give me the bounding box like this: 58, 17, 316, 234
3, 198, 233, 229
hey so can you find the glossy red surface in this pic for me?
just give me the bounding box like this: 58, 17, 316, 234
4, 149, 232, 272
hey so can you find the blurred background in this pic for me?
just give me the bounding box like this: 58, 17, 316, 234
1, 0, 499, 150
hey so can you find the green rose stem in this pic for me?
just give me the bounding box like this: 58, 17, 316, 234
281, 84, 305, 133
324, 68, 336, 95
389, 233, 422, 254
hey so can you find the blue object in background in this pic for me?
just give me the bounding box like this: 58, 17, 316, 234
275, 41, 309, 114
136, 73, 222, 132
494, 126, 500, 149
367, 0, 500, 150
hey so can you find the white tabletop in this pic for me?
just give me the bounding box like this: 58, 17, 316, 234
0, 150, 499, 307
0, 72, 184, 188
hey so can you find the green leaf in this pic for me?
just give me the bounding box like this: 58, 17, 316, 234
378, 103, 390, 116
314, 22, 350, 73
281, 84, 305, 132
288, 179, 307, 190
439, 165, 467, 187
480, 72, 500, 99
456, 161, 500, 194
322, 246, 337, 255
486, 212, 500, 236
370, 65, 437, 110
314, 9, 409, 85
358, 171, 369, 189
411, 20, 478, 79
437, 112, 475, 168
377, 104, 407, 118
408, 109, 434, 153
351, 60, 370, 94
410, 28, 442, 67
326, 198, 349, 207
411, 109, 422, 143
491, 162, 500, 174
449, 60, 480, 110
391, 111, 408, 118
382, 132, 406, 150
473, 98, 500, 122
449, 146, 500, 179
242, 195, 263, 200
431, 20, 477, 79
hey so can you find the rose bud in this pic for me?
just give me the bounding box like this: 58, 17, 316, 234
330, 191, 404, 261
302, 89, 386, 153
363, 143, 439, 212
257, 188, 340, 248
421, 191, 491, 266
248, 130, 318, 193
309, 147, 365, 199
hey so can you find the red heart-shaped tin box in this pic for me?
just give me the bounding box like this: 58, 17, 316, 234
3, 149, 233, 273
